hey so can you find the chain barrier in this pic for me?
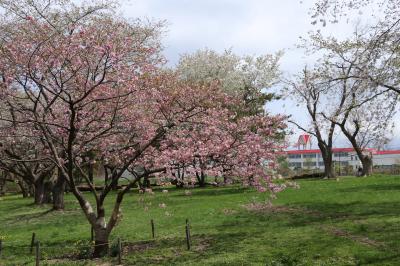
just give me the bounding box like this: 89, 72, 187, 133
0, 218, 196, 263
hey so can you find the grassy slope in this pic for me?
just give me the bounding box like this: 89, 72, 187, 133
0, 175, 399, 265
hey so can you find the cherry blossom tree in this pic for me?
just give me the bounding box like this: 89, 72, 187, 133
0, 99, 64, 206
0, 0, 118, 209
0, 131, 56, 205
150, 106, 286, 188
325, 91, 395, 176
0, 0, 167, 256
297, 31, 396, 176
0, 0, 286, 258
285, 67, 339, 178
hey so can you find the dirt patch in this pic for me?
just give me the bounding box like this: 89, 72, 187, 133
321, 225, 384, 248
243, 202, 327, 219
45, 258, 112, 265
222, 208, 238, 215
193, 236, 213, 252
123, 240, 156, 254
244, 203, 303, 213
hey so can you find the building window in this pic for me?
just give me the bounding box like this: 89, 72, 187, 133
303, 153, 317, 158
288, 154, 301, 159
303, 161, 316, 167
289, 162, 302, 168
318, 161, 325, 166
334, 161, 349, 166
334, 152, 349, 157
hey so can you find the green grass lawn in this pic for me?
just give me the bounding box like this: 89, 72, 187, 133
0, 175, 399, 265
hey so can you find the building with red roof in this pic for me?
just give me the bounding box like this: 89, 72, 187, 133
285, 135, 400, 171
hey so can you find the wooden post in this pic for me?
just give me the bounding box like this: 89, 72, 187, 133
30, 232, 36, 254
117, 237, 122, 264
151, 219, 155, 239
35, 241, 40, 266
185, 219, 191, 250
91, 226, 94, 242
186, 219, 191, 239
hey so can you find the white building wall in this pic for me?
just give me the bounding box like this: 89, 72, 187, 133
286, 150, 400, 171
373, 154, 400, 166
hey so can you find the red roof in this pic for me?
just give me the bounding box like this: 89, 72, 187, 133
286, 149, 321, 155
376, 150, 400, 155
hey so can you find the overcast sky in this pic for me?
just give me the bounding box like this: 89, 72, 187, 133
120, 0, 400, 149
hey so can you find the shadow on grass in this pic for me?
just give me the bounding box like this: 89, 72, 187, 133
8, 208, 51, 221
291, 201, 400, 220
173, 186, 250, 198
232, 201, 400, 231
359, 254, 400, 265
340, 184, 400, 192
6, 207, 81, 224
0, 200, 39, 213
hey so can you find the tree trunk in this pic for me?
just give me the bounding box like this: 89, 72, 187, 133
92, 222, 110, 258
52, 172, 66, 210
322, 155, 336, 178
34, 180, 52, 205
173, 177, 184, 188
34, 181, 46, 204
360, 155, 373, 176
18, 181, 30, 198
200, 172, 206, 187
111, 176, 118, 191
44, 181, 53, 203
223, 175, 230, 185
340, 124, 373, 177
0, 175, 6, 196
318, 143, 336, 179
324, 160, 336, 178
196, 171, 206, 187
173, 168, 185, 188
88, 163, 94, 183
143, 175, 150, 188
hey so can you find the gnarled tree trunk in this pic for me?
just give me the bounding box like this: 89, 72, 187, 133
172, 167, 185, 188
360, 155, 373, 176
52, 171, 66, 210
320, 145, 336, 179
92, 219, 110, 258
33, 179, 52, 205
34, 181, 46, 204
346, 132, 373, 176
0, 177, 5, 196
69, 187, 111, 258
18, 179, 32, 198
196, 171, 206, 187
88, 163, 94, 183
324, 160, 336, 178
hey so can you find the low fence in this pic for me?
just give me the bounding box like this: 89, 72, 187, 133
0, 218, 193, 265
372, 167, 400, 176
